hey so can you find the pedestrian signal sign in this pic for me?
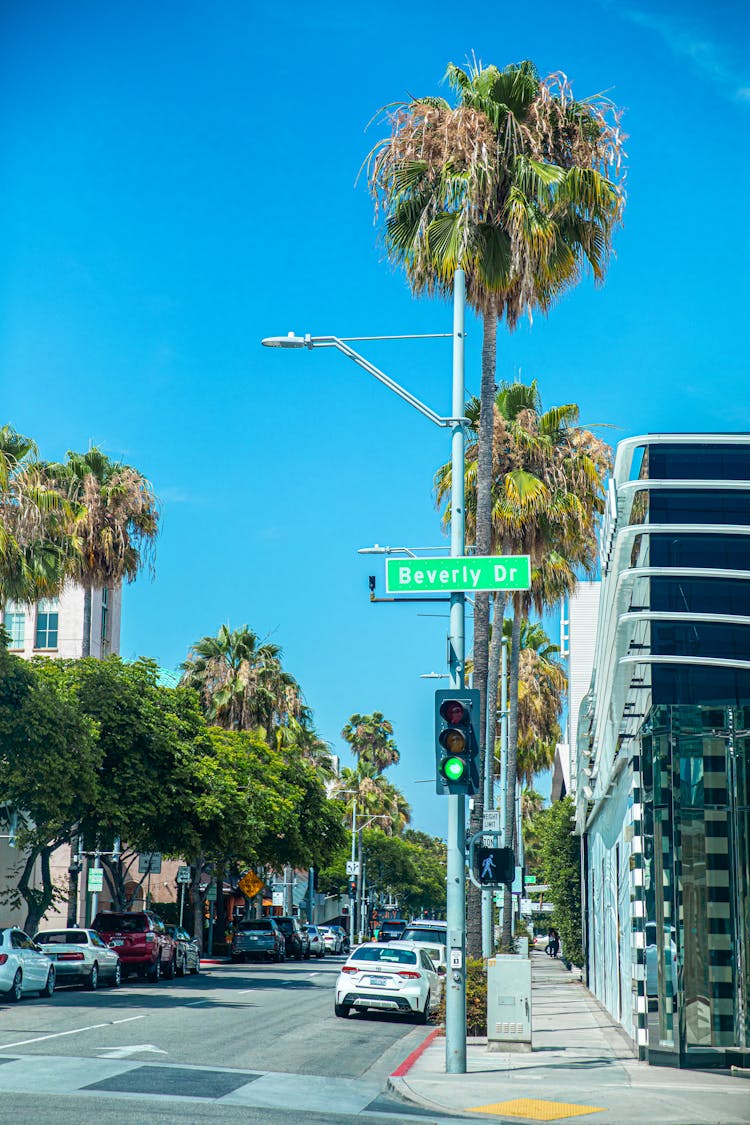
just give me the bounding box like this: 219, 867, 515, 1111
474, 846, 514, 887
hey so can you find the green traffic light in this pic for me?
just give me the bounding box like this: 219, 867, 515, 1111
443, 756, 466, 781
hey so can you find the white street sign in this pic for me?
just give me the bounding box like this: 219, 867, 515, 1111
272, 891, 284, 907
482, 810, 500, 832
176, 866, 191, 884
345, 861, 360, 876
138, 852, 162, 874
450, 949, 463, 969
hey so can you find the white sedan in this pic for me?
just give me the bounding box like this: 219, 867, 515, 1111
34, 927, 122, 990
303, 925, 326, 958
0, 927, 56, 1002
334, 942, 439, 1022
320, 927, 343, 954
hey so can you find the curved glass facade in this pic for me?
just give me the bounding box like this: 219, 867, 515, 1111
578, 436, 750, 1067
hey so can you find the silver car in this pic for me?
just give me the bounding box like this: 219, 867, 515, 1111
304, 925, 326, 958
34, 927, 122, 990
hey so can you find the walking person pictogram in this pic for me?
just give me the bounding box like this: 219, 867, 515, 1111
481, 853, 496, 881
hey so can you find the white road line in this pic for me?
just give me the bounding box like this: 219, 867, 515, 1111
184, 999, 208, 1005
0, 1014, 145, 1051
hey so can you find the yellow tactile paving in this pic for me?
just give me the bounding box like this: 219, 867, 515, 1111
468, 1097, 605, 1121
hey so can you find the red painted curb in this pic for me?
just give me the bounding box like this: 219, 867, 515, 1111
391, 1027, 441, 1077
199, 958, 226, 964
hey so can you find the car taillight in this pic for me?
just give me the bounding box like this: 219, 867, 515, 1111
144, 933, 156, 942
0, 954, 7, 965
341, 966, 357, 974
57, 951, 85, 961
397, 971, 421, 979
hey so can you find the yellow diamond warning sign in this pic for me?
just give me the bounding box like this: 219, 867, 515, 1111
238, 871, 264, 899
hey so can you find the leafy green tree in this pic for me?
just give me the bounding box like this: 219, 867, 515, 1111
0, 643, 99, 932
536, 795, 582, 965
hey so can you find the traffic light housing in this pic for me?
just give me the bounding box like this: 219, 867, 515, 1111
434, 688, 480, 795
348, 879, 357, 898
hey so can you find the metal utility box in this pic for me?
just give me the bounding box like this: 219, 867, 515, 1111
487, 954, 532, 1050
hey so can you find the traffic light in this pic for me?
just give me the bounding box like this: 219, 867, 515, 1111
434, 689, 480, 795
474, 846, 514, 886
348, 879, 357, 898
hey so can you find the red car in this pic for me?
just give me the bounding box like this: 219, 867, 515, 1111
92, 910, 177, 982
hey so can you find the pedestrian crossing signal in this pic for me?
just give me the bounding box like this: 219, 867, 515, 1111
475, 846, 514, 887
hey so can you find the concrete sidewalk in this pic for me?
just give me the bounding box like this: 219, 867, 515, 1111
389, 951, 750, 1124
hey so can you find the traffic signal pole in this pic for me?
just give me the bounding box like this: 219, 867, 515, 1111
446, 269, 467, 1074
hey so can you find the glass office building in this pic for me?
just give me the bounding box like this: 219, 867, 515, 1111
576, 435, 750, 1067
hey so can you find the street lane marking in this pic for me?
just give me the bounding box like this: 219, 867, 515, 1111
0, 1014, 145, 1051
185, 1000, 208, 1005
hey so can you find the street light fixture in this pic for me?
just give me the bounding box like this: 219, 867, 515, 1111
263, 271, 469, 1074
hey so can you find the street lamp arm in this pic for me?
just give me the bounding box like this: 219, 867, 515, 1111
261, 332, 467, 429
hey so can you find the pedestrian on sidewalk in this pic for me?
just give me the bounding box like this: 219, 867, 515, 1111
545, 928, 560, 958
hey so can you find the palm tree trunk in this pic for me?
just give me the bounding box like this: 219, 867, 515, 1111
467, 300, 498, 959
502, 597, 522, 947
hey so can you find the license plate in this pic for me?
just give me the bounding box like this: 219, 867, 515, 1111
369, 975, 388, 985
110, 939, 125, 947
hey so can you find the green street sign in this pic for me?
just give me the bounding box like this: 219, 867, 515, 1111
386, 554, 531, 594
525, 875, 537, 885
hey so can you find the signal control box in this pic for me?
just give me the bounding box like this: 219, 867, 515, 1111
486, 954, 532, 1051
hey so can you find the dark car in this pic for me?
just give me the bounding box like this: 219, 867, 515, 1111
378, 918, 407, 942
274, 916, 307, 960
165, 925, 201, 976
231, 918, 285, 963
92, 910, 177, 982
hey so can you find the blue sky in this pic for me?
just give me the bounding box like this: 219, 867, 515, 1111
2, 1, 749, 836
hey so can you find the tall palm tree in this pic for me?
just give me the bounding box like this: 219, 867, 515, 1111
181, 624, 301, 733
333, 765, 411, 836
514, 620, 567, 785
43, 447, 159, 656
369, 61, 625, 945
0, 427, 74, 605
341, 712, 399, 774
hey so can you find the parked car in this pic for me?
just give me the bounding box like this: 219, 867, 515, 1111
274, 916, 306, 960
319, 926, 342, 954
34, 927, 122, 990
387, 938, 447, 977
329, 924, 350, 953
377, 918, 407, 942
231, 918, 285, 963
400, 920, 447, 947
165, 925, 201, 975
0, 926, 55, 1002
91, 910, 177, 982
334, 942, 439, 1022
304, 925, 326, 958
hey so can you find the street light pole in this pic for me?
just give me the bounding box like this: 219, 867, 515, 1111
349, 799, 357, 949
446, 269, 467, 1074
262, 273, 469, 1071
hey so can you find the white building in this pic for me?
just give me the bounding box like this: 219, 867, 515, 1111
2, 582, 121, 660
551, 581, 600, 801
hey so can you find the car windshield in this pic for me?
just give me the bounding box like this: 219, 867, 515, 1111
351, 947, 416, 965
36, 930, 88, 945
275, 920, 294, 933
93, 914, 147, 933
401, 927, 446, 945
238, 921, 273, 932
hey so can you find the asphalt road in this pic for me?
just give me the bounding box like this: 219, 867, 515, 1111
0, 953, 450, 1123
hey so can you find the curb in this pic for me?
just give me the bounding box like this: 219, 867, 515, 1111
390, 1027, 441, 1077
199, 958, 227, 965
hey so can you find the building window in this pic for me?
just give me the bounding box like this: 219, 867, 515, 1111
3, 609, 25, 648
35, 599, 59, 650
101, 586, 109, 649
